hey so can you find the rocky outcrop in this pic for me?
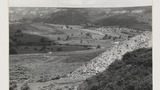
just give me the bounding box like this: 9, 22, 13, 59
70, 31, 152, 79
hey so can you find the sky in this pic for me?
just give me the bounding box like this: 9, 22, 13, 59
9, 0, 152, 7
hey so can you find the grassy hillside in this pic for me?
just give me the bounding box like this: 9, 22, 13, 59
78, 48, 152, 90
9, 49, 105, 90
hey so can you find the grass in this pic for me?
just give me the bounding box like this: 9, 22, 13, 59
78, 48, 152, 90
9, 49, 105, 85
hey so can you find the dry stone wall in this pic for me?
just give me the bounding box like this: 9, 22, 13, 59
70, 31, 152, 79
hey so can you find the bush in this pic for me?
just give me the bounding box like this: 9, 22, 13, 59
24, 46, 29, 49
57, 47, 62, 51
51, 75, 60, 80
40, 45, 46, 51
66, 35, 70, 41
108, 36, 112, 39
34, 48, 37, 51
108, 60, 126, 71
10, 49, 17, 54
96, 45, 101, 49
16, 29, 22, 33
80, 39, 83, 43
86, 33, 92, 37
57, 37, 61, 41
103, 34, 108, 39
9, 81, 17, 90
21, 83, 30, 90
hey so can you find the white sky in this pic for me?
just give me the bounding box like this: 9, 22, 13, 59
9, 0, 152, 7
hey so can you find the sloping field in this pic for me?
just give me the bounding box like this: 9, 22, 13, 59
9, 49, 105, 90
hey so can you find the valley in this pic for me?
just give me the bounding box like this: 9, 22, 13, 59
9, 6, 152, 90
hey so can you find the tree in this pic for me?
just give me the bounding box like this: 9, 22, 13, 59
86, 33, 92, 37
57, 47, 62, 51
66, 25, 69, 28
108, 36, 112, 39
40, 45, 46, 51
113, 37, 116, 40
40, 37, 45, 42
14, 34, 17, 37
21, 83, 30, 90
57, 37, 60, 41
21, 34, 23, 37
96, 45, 101, 49
34, 48, 37, 51
16, 29, 22, 33
103, 34, 108, 40
80, 39, 83, 43
66, 35, 70, 41
10, 49, 17, 54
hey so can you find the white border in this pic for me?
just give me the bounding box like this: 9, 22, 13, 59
0, 0, 9, 89
153, 0, 160, 90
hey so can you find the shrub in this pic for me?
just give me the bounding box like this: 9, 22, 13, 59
21, 83, 30, 90
16, 29, 22, 33
86, 33, 92, 37
57, 37, 61, 41
9, 81, 17, 90
34, 48, 37, 51
96, 45, 101, 49
66, 35, 70, 41
40, 45, 46, 51
57, 47, 62, 51
37, 76, 49, 82
80, 39, 83, 43
51, 75, 60, 80
10, 49, 17, 54
103, 34, 108, 39
108, 36, 112, 39
108, 60, 126, 71
24, 46, 29, 49
40, 38, 44, 42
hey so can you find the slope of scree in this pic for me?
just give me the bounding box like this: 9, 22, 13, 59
69, 31, 152, 79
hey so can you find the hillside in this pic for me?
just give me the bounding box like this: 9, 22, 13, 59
10, 6, 152, 30
9, 31, 152, 90
70, 31, 152, 79
78, 48, 152, 90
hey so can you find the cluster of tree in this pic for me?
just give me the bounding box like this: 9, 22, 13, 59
14, 30, 23, 37
103, 34, 122, 40
86, 33, 92, 38
14, 34, 23, 37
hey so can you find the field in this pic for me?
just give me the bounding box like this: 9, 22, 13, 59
9, 22, 123, 54
9, 49, 106, 90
